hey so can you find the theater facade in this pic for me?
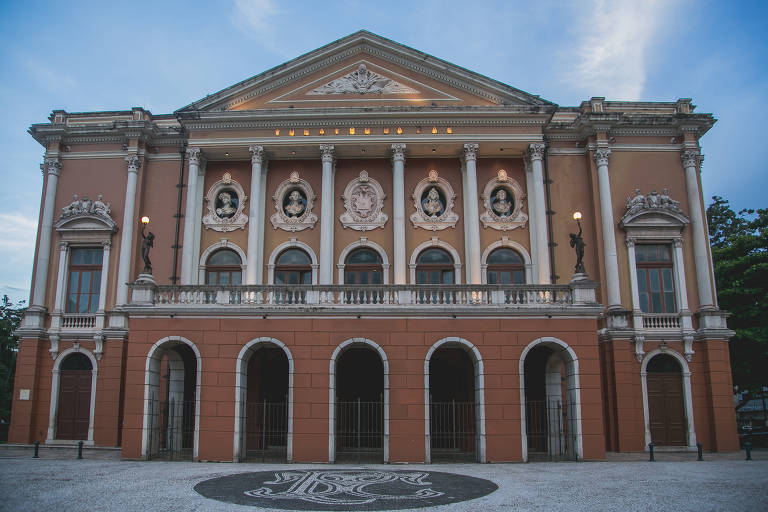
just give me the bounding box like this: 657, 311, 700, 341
10, 31, 738, 462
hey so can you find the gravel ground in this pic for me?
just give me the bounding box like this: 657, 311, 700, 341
0, 458, 766, 512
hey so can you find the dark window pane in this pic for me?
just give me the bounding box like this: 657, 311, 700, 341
664, 292, 676, 312
232, 271, 242, 285
488, 248, 523, 265
275, 271, 286, 285
417, 248, 452, 264
430, 270, 440, 284
346, 248, 382, 265
649, 270, 661, 292
371, 271, 382, 285
208, 249, 241, 266
500, 271, 512, 284
513, 271, 525, 284
487, 272, 498, 284
416, 271, 427, 284
443, 270, 454, 284
639, 293, 650, 313
662, 269, 674, 291
301, 271, 311, 284
637, 269, 647, 292
277, 249, 311, 265
651, 292, 662, 312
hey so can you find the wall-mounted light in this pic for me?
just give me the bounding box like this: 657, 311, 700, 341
396, 127, 403, 134
383, 128, 390, 134
303, 129, 309, 136
289, 129, 295, 136
349, 127, 356, 135
334, 128, 340, 135
274, 129, 280, 136
141, 216, 150, 225
431, 127, 437, 134
446, 127, 453, 134
319, 128, 325, 135
364, 128, 370, 135
572, 211, 582, 221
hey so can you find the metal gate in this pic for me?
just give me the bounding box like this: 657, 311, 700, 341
245, 400, 288, 462
526, 399, 577, 461
430, 400, 477, 461
146, 399, 195, 461
335, 399, 383, 462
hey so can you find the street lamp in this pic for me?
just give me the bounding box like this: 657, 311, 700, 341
569, 211, 586, 275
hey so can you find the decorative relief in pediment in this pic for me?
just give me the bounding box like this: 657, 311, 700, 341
55, 194, 117, 233
309, 64, 418, 95
619, 188, 690, 231
339, 170, 388, 231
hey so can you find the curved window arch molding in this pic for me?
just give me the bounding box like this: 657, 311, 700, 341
267, 238, 319, 284
640, 348, 697, 449
47, 347, 98, 444
270, 171, 318, 232
337, 238, 391, 284
480, 237, 533, 283
479, 173, 528, 231
198, 239, 247, 284
410, 170, 459, 231
202, 172, 249, 232
409, 237, 462, 284
340, 170, 388, 231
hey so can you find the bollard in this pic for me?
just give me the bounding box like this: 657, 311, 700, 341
33, 440, 39, 459
745, 441, 752, 461
697, 442, 703, 461
649, 443, 655, 462
77, 440, 83, 459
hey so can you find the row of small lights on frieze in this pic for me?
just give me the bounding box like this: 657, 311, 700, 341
274, 127, 453, 136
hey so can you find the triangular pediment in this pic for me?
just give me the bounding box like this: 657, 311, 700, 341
177, 31, 554, 113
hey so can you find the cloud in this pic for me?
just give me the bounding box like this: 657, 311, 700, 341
231, 0, 283, 53
563, 0, 667, 101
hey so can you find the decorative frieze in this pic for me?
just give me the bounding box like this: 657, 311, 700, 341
339, 171, 388, 231
309, 64, 418, 95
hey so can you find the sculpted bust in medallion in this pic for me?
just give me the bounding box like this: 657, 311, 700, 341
422, 187, 444, 216
492, 189, 512, 216
284, 190, 306, 217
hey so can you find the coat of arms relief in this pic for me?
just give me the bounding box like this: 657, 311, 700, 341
339, 170, 388, 231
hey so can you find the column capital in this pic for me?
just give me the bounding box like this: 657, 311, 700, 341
186, 147, 203, 166
59, 241, 69, 251
320, 144, 335, 163
625, 237, 635, 248
463, 143, 479, 162
44, 158, 61, 176
125, 154, 141, 172
681, 149, 701, 169
391, 143, 406, 162
593, 147, 611, 166
102, 240, 112, 249
249, 145, 265, 165
673, 237, 684, 248
527, 143, 546, 162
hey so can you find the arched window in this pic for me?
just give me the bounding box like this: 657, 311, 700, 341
344, 248, 383, 285
205, 249, 242, 285
486, 248, 525, 284
416, 248, 454, 284
275, 249, 312, 285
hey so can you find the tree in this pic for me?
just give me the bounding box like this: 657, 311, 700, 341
0, 295, 24, 432
707, 196, 768, 394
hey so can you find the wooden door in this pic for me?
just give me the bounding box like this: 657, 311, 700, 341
647, 371, 686, 445
56, 370, 91, 440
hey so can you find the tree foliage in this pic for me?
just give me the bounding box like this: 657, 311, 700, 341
707, 196, 768, 393
0, 296, 24, 425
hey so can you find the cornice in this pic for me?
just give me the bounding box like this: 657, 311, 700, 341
187, 133, 544, 148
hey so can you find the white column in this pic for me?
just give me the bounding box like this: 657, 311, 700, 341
53, 242, 70, 314
115, 154, 141, 306
98, 241, 111, 313
192, 159, 206, 284
391, 144, 407, 285
180, 147, 201, 285
246, 145, 265, 284
524, 158, 539, 281
463, 143, 482, 284
594, 147, 621, 308
673, 238, 693, 330
528, 144, 551, 284
319, 144, 335, 284
681, 149, 714, 309
626, 238, 642, 329
31, 158, 62, 309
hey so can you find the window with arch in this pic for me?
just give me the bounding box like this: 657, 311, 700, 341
486, 247, 525, 284
416, 248, 454, 284
205, 249, 242, 285
344, 248, 383, 285
636, 244, 676, 313
67, 247, 103, 313
274, 248, 312, 285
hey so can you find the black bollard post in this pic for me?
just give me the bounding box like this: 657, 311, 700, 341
745, 441, 752, 461
697, 442, 703, 461
649, 443, 655, 462
32, 440, 39, 458
77, 440, 83, 460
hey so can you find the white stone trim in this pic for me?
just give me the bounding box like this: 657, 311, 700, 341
336, 238, 390, 284
328, 337, 390, 463
141, 336, 202, 460
424, 336, 486, 463
198, 240, 247, 284
409, 238, 462, 284
640, 348, 697, 450
47, 347, 98, 445
480, 239, 533, 284
518, 337, 583, 462
233, 337, 294, 462
267, 239, 319, 285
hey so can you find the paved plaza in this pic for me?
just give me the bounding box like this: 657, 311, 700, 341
0, 452, 766, 511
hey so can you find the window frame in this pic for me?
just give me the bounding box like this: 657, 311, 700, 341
66, 247, 103, 314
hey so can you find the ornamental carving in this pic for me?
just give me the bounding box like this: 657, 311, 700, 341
410, 170, 459, 231
202, 172, 248, 232
270, 171, 318, 232
308, 64, 418, 95
479, 172, 528, 231
624, 188, 682, 216
54, 193, 117, 233
340, 171, 388, 231
619, 188, 690, 232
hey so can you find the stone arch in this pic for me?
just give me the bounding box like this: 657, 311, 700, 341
337, 238, 391, 284
47, 347, 98, 444
424, 336, 486, 463
518, 337, 582, 461
267, 238, 319, 284
233, 337, 294, 462
198, 239, 247, 284
480, 239, 533, 283
640, 348, 696, 449
141, 336, 202, 460
409, 238, 462, 284
329, 337, 390, 463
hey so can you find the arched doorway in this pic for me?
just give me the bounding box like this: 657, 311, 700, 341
234, 339, 292, 462
425, 338, 486, 463
55, 352, 93, 440
520, 338, 581, 461
646, 353, 686, 446
142, 337, 200, 461
330, 339, 388, 463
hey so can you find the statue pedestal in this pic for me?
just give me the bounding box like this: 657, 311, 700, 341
570, 272, 589, 283
131, 274, 157, 305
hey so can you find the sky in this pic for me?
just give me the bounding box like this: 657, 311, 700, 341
0, 0, 766, 304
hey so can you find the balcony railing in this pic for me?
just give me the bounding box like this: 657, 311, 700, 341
642, 313, 681, 330
61, 313, 96, 329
